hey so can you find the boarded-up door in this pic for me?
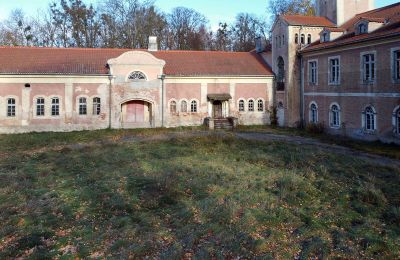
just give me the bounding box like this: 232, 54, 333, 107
126, 101, 145, 123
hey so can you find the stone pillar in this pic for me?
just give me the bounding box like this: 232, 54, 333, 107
229, 82, 236, 114
21, 86, 30, 126
65, 83, 73, 123
201, 83, 207, 113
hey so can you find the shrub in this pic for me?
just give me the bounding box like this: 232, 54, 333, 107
306, 122, 325, 134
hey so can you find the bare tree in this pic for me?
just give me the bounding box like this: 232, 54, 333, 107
0, 9, 34, 46
269, 0, 316, 22
230, 13, 267, 52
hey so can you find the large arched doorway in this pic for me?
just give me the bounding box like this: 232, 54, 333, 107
121, 100, 152, 128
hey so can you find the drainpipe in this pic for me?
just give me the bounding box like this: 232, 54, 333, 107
158, 74, 166, 127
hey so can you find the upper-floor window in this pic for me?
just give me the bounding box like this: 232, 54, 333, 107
394, 50, 400, 81
128, 71, 147, 81
307, 34, 312, 44
322, 32, 329, 42
330, 104, 340, 128
181, 100, 187, 113
79, 97, 87, 115
278, 36, 281, 48
282, 35, 285, 46
295, 33, 299, 44
248, 100, 254, 112
362, 53, 375, 83
239, 99, 245, 112
170, 100, 176, 114
308, 60, 318, 85
257, 100, 264, 112
190, 100, 197, 113
329, 57, 340, 85
275, 37, 278, 48
301, 34, 305, 45
310, 103, 318, 123
363, 106, 376, 131
93, 97, 101, 115
36, 97, 45, 116
358, 23, 367, 34
7, 98, 16, 117
51, 97, 60, 116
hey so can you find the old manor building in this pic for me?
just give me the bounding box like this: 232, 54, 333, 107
0, 0, 399, 144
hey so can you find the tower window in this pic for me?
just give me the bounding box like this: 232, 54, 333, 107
295, 34, 299, 44
307, 34, 312, 44
301, 34, 305, 44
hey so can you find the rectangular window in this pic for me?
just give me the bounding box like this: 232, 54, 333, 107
93, 97, 101, 115
329, 58, 340, 85
309, 61, 317, 85
7, 98, 16, 117
362, 53, 375, 82
394, 50, 400, 81
51, 98, 60, 116
36, 98, 45, 116
79, 97, 87, 115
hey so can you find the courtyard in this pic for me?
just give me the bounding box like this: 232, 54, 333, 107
0, 127, 399, 258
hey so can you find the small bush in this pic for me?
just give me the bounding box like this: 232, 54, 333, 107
383, 207, 400, 225
306, 122, 325, 134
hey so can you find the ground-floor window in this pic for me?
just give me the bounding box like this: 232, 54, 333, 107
191, 100, 197, 113
36, 97, 45, 116
170, 100, 176, 114
248, 100, 254, 112
309, 102, 318, 123
93, 97, 101, 115
330, 104, 340, 128
396, 108, 400, 135
7, 98, 16, 117
364, 106, 376, 131
181, 100, 187, 113
239, 100, 245, 112
79, 97, 87, 115
257, 100, 264, 112
51, 98, 60, 116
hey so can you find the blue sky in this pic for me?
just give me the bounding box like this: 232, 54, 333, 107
0, 0, 398, 30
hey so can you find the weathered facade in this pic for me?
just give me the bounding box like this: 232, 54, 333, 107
0, 45, 274, 134
267, 1, 400, 143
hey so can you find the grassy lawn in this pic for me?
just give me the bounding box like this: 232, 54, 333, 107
0, 130, 399, 258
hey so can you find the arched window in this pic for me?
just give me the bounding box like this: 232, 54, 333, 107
295, 33, 299, 44
170, 100, 176, 114
364, 106, 376, 131
128, 71, 147, 81
310, 103, 318, 123
330, 104, 340, 128
79, 97, 87, 115
282, 35, 285, 46
7, 98, 16, 117
358, 23, 367, 34
396, 108, 400, 135
257, 100, 264, 112
36, 97, 45, 116
277, 56, 285, 91
93, 97, 101, 115
190, 100, 197, 113
51, 97, 60, 116
307, 34, 312, 44
248, 100, 254, 112
181, 100, 187, 113
278, 36, 281, 47
239, 100, 245, 112
301, 34, 305, 44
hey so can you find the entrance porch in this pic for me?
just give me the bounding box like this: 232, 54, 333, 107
206, 93, 238, 130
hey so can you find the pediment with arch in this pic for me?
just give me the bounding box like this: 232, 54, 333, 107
107, 51, 166, 67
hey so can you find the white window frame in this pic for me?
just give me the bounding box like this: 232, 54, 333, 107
328, 56, 341, 85
360, 51, 377, 84
190, 100, 198, 113
308, 59, 318, 85
36, 97, 45, 117
362, 105, 377, 132
127, 71, 147, 81
391, 47, 400, 83
6, 97, 16, 118
248, 99, 255, 112
238, 99, 245, 112
92, 97, 101, 115
257, 99, 264, 112
180, 100, 188, 113
78, 97, 87, 115
329, 103, 341, 129
309, 102, 318, 123
51, 97, 60, 116
169, 99, 177, 114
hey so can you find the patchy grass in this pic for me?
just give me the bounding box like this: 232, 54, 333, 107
237, 125, 400, 160
0, 130, 399, 258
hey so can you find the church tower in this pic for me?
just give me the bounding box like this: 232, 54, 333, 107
316, 0, 374, 26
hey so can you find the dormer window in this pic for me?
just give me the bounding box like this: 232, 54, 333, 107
307, 34, 312, 45
358, 23, 368, 34
322, 32, 329, 42
128, 71, 147, 81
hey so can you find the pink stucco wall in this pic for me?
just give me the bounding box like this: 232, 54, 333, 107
207, 83, 229, 94
235, 83, 268, 100
166, 83, 201, 101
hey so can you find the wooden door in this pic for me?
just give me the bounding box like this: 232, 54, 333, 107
126, 101, 145, 123
213, 101, 223, 118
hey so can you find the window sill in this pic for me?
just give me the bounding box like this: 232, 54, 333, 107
361, 80, 376, 86
330, 126, 341, 129
363, 129, 377, 135
328, 82, 340, 86
308, 83, 318, 87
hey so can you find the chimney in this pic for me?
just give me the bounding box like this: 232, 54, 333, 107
255, 37, 266, 53
148, 36, 158, 52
